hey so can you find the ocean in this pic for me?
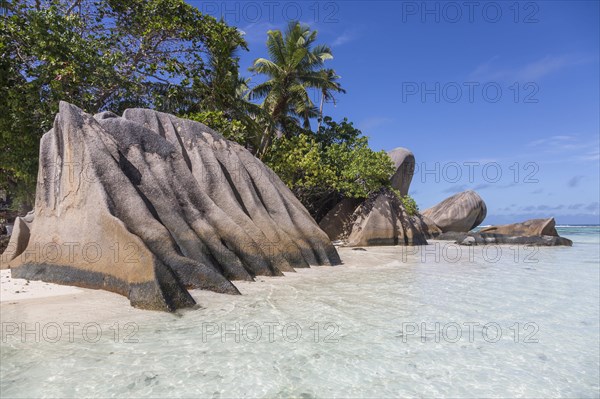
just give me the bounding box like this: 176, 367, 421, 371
1, 226, 599, 398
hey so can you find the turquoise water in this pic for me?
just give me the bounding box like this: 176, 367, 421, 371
1, 227, 599, 398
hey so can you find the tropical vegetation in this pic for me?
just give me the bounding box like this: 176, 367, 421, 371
1, 0, 414, 220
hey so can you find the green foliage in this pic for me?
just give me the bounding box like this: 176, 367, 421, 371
265, 116, 421, 220
265, 134, 336, 197
315, 116, 362, 147
185, 111, 247, 144
391, 189, 420, 216
264, 119, 395, 219
0, 0, 245, 208
1, 6, 418, 220
401, 195, 419, 216
323, 139, 396, 198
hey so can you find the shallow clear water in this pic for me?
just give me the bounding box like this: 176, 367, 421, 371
1, 227, 599, 398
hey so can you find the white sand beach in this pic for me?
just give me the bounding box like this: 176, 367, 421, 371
1, 247, 376, 324
1, 269, 82, 303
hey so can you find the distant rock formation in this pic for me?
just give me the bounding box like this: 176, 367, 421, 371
435, 218, 571, 246
479, 218, 558, 237
422, 190, 487, 232
435, 231, 572, 247
320, 188, 429, 246
1, 102, 340, 311
388, 147, 415, 196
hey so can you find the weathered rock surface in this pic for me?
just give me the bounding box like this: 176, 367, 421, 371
479, 218, 558, 237
435, 231, 473, 241
422, 190, 487, 232
413, 213, 443, 239
388, 147, 415, 196
343, 188, 428, 246
0, 216, 32, 270
319, 198, 362, 241
1, 102, 340, 310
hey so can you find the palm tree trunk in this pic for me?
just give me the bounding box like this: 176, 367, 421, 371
257, 126, 271, 159
317, 91, 325, 131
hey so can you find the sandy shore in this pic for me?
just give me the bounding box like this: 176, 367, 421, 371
0, 241, 542, 323
0, 269, 83, 302
0, 247, 400, 324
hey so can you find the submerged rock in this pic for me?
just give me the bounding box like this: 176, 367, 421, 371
422, 190, 487, 233
1, 102, 340, 311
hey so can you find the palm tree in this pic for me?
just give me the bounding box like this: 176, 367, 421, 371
248, 21, 343, 158
317, 68, 345, 131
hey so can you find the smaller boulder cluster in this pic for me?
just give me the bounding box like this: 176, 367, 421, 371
320, 148, 438, 246
320, 146, 572, 247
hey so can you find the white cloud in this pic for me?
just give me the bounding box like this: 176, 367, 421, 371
528, 135, 578, 148
239, 22, 279, 44
469, 54, 597, 82
357, 116, 393, 132
332, 31, 355, 46
527, 135, 600, 162
578, 149, 600, 161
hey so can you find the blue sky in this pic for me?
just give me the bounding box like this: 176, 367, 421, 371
193, 0, 599, 225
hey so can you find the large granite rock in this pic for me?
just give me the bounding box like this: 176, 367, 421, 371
422, 190, 487, 232
341, 188, 428, 246
1, 102, 340, 310
388, 147, 415, 196
479, 218, 558, 237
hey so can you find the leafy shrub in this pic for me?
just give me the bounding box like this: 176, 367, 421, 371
184, 111, 247, 144
391, 188, 419, 216
264, 131, 395, 220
